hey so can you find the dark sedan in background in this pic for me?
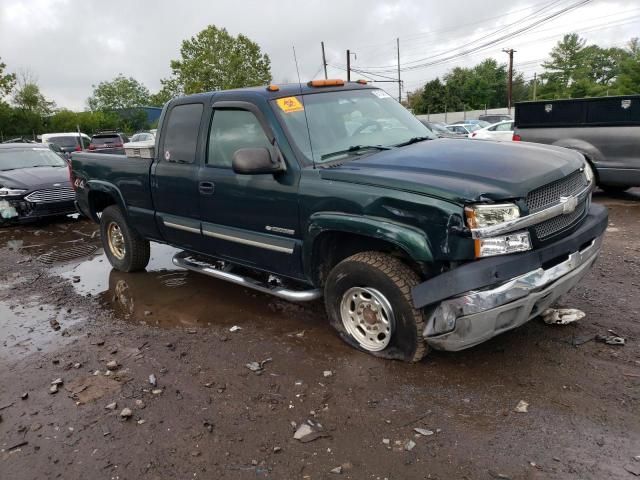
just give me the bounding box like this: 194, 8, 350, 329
0, 143, 77, 224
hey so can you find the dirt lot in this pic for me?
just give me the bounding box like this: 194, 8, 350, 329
1, 190, 639, 480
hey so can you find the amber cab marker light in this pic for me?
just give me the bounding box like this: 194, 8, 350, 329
308, 79, 345, 87
464, 206, 478, 229
266, 85, 280, 92
356, 79, 367, 85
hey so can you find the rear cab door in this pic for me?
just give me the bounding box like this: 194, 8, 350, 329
152, 99, 207, 251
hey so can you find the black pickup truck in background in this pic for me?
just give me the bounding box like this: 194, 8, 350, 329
514, 95, 640, 193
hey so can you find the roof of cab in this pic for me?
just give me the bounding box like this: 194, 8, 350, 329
171, 81, 376, 105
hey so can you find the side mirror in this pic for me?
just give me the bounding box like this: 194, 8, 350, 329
232, 147, 283, 175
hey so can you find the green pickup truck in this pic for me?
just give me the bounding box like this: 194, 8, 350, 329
71, 80, 608, 362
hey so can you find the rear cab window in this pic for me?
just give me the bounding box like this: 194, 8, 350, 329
162, 103, 204, 163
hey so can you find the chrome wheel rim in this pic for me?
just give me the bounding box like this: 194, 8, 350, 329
107, 222, 126, 260
339, 287, 394, 352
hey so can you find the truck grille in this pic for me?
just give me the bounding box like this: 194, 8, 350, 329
525, 169, 588, 213
24, 186, 75, 204
533, 200, 587, 240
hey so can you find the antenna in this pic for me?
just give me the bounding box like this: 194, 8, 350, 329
292, 45, 302, 88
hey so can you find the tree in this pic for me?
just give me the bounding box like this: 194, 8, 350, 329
0, 57, 15, 100
162, 25, 272, 95
613, 38, 640, 94
12, 71, 54, 115
88, 74, 151, 111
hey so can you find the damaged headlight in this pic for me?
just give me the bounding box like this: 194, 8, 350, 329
0, 187, 27, 197
464, 203, 520, 228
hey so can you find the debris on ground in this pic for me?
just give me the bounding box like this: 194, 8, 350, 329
245, 358, 272, 373
542, 308, 586, 325
149, 374, 157, 387
49, 318, 61, 331
514, 400, 529, 413
51, 378, 63, 386
49, 385, 58, 394
330, 466, 343, 474
624, 463, 640, 476
229, 325, 242, 332
120, 408, 132, 419
293, 420, 329, 443
404, 439, 416, 451
105, 402, 117, 410
414, 428, 434, 436
65, 376, 121, 404
323, 370, 333, 377
597, 334, 626, 346
106, 360, 119, 370
21, 392, 28, 400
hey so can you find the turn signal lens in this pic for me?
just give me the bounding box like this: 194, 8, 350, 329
266, 84, 280, 92
474, 231, 531, 258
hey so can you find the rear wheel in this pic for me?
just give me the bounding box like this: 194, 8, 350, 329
324, 251, 428, 362
100, 205, 150, 272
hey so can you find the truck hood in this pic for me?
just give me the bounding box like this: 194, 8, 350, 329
0, 166, 71, 190
319, 138, 584, 204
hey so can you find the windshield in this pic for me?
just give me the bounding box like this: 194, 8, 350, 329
49, 136, 79, 148
273, 89, 435, 164
0, 147, 67, 171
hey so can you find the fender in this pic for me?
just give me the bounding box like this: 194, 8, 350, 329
304, 212, 434, 275
86, 179, 129, 223
551, 138, 603, 165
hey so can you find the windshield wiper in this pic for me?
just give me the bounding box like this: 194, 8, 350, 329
320, 145, 391, 161
394, 136, 432, 147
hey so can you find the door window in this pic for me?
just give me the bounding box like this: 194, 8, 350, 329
163, 103, 204, 163
495, 122, 513, 131
207, 109, 271, 168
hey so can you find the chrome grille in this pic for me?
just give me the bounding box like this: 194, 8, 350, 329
525, 170, 588, 213
533, 200, 587, 240
25, 186, 75, 203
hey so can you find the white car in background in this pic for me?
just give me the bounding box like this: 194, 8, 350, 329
469, 120, 514, 141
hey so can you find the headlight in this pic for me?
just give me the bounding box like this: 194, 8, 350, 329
465, 203, 520, 229
583, 161, 594, 185
0, 187, 27, 197
475, 231, 531, 257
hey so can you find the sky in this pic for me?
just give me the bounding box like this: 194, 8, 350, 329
0, 0, 638, 111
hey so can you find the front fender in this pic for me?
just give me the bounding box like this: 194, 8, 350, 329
304, 212, 434, 274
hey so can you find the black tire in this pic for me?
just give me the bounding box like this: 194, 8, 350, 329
600, 185, 630, 195
324, 251, 428, 362
100, 205, 150, 272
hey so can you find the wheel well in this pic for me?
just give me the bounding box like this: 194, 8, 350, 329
88, 190, 117, 215
311, 231, 423, 287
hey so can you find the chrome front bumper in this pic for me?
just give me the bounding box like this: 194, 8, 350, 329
424, 234, 603, 351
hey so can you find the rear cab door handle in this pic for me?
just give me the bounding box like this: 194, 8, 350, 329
199, 181, 215, 194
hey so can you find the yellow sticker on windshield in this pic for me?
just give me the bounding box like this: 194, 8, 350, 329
276, 96, 304, 113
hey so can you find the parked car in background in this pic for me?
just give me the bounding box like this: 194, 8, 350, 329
42, 133, 91, 156
88, 131, 129, 155
479, 114, 512, 124
71, 80, 606, 361
0, 143, 77, 224
469, 120, 514, 141
130, 131, 156, 143
419, 120, 461, 138
446, 124, 481, 135
451, 119, 490, 128
514, 95, 640, 193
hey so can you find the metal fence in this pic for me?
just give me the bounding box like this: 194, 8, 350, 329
416, 107, 511, 124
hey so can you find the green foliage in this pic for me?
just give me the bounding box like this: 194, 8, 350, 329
612, 38, 640, 95
0, 57, 16, 100
88, 74, 151, 111
162, 25, 272, 95
408, 59, 527, 114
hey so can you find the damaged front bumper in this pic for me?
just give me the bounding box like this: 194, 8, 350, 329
0, 198, 76, 223
413, 203, 608, 351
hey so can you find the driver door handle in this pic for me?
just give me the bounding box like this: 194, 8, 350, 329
199, 181, 215, 195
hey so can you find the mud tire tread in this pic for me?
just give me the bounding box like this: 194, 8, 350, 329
100, 205, 150, 272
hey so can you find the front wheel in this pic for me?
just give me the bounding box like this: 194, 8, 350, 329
324, 252, 428, 362
100, 205, 150, 272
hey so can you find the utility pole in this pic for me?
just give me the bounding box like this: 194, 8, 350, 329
396, 38, 401, 103
346, 49, 351, 81
321, 42, 328, 79
532, 72, 537, 101
503, 48, 515, 114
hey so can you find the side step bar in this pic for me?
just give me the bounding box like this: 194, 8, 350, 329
172, 251, 322, 302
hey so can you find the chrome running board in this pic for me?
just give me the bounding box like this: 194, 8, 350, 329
172, 251, 322, 302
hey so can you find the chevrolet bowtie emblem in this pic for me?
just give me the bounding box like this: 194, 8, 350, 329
559, 195, 578, 214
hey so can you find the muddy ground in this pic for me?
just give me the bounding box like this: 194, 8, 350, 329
0, 190, 639, 480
